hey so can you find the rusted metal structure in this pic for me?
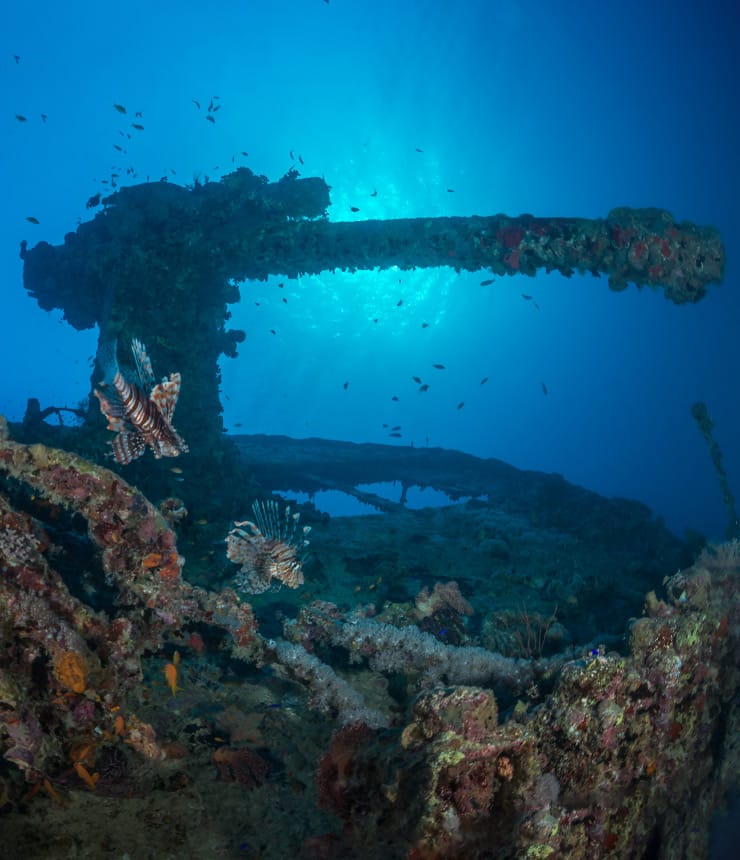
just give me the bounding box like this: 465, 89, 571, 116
18, 167, 726, 506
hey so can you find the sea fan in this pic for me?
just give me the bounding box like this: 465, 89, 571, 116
226, 499, 311, 594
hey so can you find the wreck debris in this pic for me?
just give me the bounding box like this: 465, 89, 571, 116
691, 401, 740, 539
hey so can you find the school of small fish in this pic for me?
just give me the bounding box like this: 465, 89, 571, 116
11, 55, 551, 467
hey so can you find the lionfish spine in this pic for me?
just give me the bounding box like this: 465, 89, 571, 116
226, 499, 310, 594
253, 499, 285, 541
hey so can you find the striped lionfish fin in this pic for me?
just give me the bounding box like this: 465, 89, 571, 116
93, 387, 121, 425
150, 373, 182, 422
111, 431, 147, 465
131, 338, 156, 391
96, 339, 120, 384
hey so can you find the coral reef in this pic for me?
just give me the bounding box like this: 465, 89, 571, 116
0, 418, 737, 858
309, 555, 739, 859
0, 416, 263, 779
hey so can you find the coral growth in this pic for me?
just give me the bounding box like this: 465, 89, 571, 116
0, 417, 262, 779
0, 416, 737, 858
308, 556, 739, 859
211, 746, 271, 790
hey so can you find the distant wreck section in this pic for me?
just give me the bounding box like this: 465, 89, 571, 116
231, 433, 689, 638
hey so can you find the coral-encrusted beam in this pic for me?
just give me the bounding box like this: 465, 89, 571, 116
268, 206, 723, 304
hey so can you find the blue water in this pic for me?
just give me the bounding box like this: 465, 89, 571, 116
3, 0, 739, 539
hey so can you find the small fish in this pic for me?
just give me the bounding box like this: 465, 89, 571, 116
41, 778, 63, 803
205, 115, 215, 124
370, 189, 377, 197
343, 381, 349, 390
391, 425, 401, 431
135, 111, 143, 117
521, 294, 533, 301
234, 422, 242, 427
418, 384, 429, 392
290, 150, 295, 160
432, 363, 446, 370
13, 55, 20, 64
241, 150, 248, 156
350, 206, 360, 213
382, 423, 389, 428
415, 147, 424, 153
170, 466, 183, 474
298, 154, 304, 165
457, 402, 465, 410
113, 144, 124, 152
131, 123, 144, 130
396, 299, 403, 307
541, 382, 548, 396
192, 98, 201, 109
270, 329, 276, 335
164, 662, 178, 696
391, 396, 399, 401
25, 216, 40, 224
412, 376, 422, 384
86, 193, 101, 209
421, 322, 429, 328
447, 188, 455, 193
113, 103, 126, 114
389, 432, 402, 438
41, 113, 47, 123
480, 376, 488, 386
373, 318, 379, 323
15, 114, 27, 122
479, 278, 494, 286
74, 762, 100, 792
533, 301, 541, 310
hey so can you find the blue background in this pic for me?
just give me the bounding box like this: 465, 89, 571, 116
2, 0, 738, 540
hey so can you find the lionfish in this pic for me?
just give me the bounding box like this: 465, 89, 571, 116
226, 500, 311, 594
94, 338, 188, 465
